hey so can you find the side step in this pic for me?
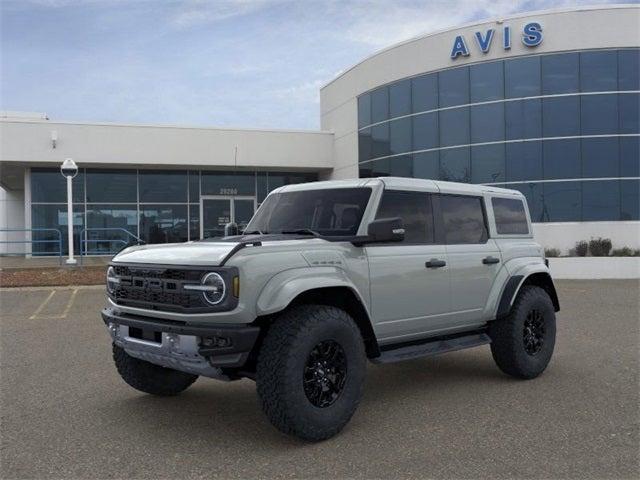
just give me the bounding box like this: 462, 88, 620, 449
372, 332, 491, 364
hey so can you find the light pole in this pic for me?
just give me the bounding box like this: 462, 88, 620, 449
60, 158, 78, 265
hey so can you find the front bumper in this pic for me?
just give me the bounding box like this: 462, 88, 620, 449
102, 308, 260, 379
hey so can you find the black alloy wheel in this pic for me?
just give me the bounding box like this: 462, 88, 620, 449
303, 340, 347, 408
523, 309, 545, 356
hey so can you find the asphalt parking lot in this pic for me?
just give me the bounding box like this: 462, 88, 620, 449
1, 280, 638, 479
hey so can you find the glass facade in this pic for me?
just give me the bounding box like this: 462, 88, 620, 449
31, 168, 316, 254
357, 48, 640, 222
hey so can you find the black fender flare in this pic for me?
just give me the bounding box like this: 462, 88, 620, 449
496, 272, 560, 319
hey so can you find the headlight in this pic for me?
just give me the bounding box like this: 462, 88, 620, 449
184, 272, 226, 305
106, 266, 119, 294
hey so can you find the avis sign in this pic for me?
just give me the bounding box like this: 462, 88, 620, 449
450, 22, 543, 59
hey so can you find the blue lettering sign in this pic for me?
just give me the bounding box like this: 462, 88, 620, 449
522, 22, 543, 47
450, 35, 470, 59
475, 29, 494, 53
503, 26, 511, 50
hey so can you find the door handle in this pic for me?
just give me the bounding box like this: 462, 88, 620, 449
482, 256, 500, 265
425, 259, 446, 268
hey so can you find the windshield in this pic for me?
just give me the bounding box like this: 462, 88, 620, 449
245, 188, 372, 237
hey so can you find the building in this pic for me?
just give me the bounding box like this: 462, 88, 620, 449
1, 5, 638, 257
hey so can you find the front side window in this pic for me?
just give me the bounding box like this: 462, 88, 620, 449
375, 190, 434, 244
245, 188, 371, 237
492, 197, 529, 234
441, 195, 487, 244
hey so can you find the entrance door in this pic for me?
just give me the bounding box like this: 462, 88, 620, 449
200, 196, 256, 239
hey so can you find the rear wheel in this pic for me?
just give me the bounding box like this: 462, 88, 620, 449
256, 305, 367, 442
489, 285, 556, 379
112, 344, 198, 396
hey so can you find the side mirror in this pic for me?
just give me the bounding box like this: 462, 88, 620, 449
224, 222, 239, 237
353, 217, 405, 245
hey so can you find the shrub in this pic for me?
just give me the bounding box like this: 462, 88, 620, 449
545, 248, 561, 257
589, 237, 612, 257
574, 241, 589, 257
634, 249, 640, 257
611, 247, 633, 256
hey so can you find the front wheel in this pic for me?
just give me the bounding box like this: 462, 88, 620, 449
489, 285, 556, 379
113, 344, 198, 396
256, 305, 367, 442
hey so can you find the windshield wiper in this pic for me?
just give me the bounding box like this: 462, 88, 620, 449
280, 228, 321, 237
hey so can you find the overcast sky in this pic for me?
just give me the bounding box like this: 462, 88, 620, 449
0, 0, 630, 129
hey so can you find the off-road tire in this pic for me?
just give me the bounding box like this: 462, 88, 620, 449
112, 344, 198, 396
256, 305, 367, 442
489, 285, 556, 379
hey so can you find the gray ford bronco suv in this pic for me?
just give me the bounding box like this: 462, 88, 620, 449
102, 177, 559, 441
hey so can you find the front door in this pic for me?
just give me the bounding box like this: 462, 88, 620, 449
200, 196, 256, 239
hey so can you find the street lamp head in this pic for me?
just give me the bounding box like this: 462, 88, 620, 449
60, 158, 78, 178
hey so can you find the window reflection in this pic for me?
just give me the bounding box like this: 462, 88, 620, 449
583, 181, 620, 221
581, 138, 619, 178
439, 67, 469, 108
139, 170, 188, 203
412, 74, 438, 113
390, 117, 412, 155
580, 51, 617, 92
389, 79, 411, 118
440, 147, 470, 183
542, 53, 579, 94
86, 205, 137, 254
471, 144, 505, 183
31, 169, 84, 203
139, 205, 188, 244
505, 56, 540, 98
621, 180, 640, 220
31, 204, 84, 255
541, 182, 581, 222
581, 95, 618, 135
86, 170, 137, 203
543, 139, 581, 180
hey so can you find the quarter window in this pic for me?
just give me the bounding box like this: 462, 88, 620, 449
375, 190, 434, 244
492, 197, 529, 234
440, 195, 487, 244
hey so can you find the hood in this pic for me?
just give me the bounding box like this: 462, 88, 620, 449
112, 241, 239, 266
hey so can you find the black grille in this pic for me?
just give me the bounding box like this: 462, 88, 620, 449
111, 266, 208, 312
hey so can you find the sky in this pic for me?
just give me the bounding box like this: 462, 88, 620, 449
0, 0, 631, 130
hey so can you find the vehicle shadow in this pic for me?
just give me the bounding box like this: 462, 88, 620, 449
112, 348, 508, 449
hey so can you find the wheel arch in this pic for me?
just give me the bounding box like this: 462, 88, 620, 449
497, 270, 560, 319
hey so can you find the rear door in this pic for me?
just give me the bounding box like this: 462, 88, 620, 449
366, 189, 451, 343
438, 194, 501, 325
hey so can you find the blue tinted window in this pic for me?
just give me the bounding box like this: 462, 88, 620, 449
439, 108, 469, 147
358, 94, 371, 128
370, 87, 389, 123
440, 147, 470, 182
412, 112, 438, 151
471, 144, 505, 183
359, 128, 372, 162
470, 103, 504, 143
582, 137, 619, 178
621, 179, 640, 220
390, 79, 411, 118
470, 61, 504, 102
580, 51, 617, 92
389, 155, 413, 177
139, 170, 187, 203
505, 99, 542, 140
189, 204, 199, 241
619, 49, 640, 91
201, 172, 255, 196
511, 183, 543, 223
581, 94, 618, 135
86, 169, 137, 203
188, 171, 199, 203
86, 205, 138, 240
370, 158, 391, 177
619, 93, 639, 134
542, 53, 579, 94
543, 139, 581, 179
505, 56, 540, 98
542, 182, 581, 222
413, 151, 439, 180
412, 74, 438, 113
31, 204, 84, 255
389, 117, 412, 155
583, 181, 619, 221
543, 97, 580, 137
620, 136, 640, 177
506, 141, 543, 182
439, 67, 469, 107
31, 168, 85, 203
371, 123, 390, 158
140, 205, 188, 243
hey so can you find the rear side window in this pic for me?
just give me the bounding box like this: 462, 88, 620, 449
440, 195, 488, 244
375, 190, 434, 243
492, 197, 529, 234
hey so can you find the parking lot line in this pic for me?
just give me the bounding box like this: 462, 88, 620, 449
28, 290, 56, 320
